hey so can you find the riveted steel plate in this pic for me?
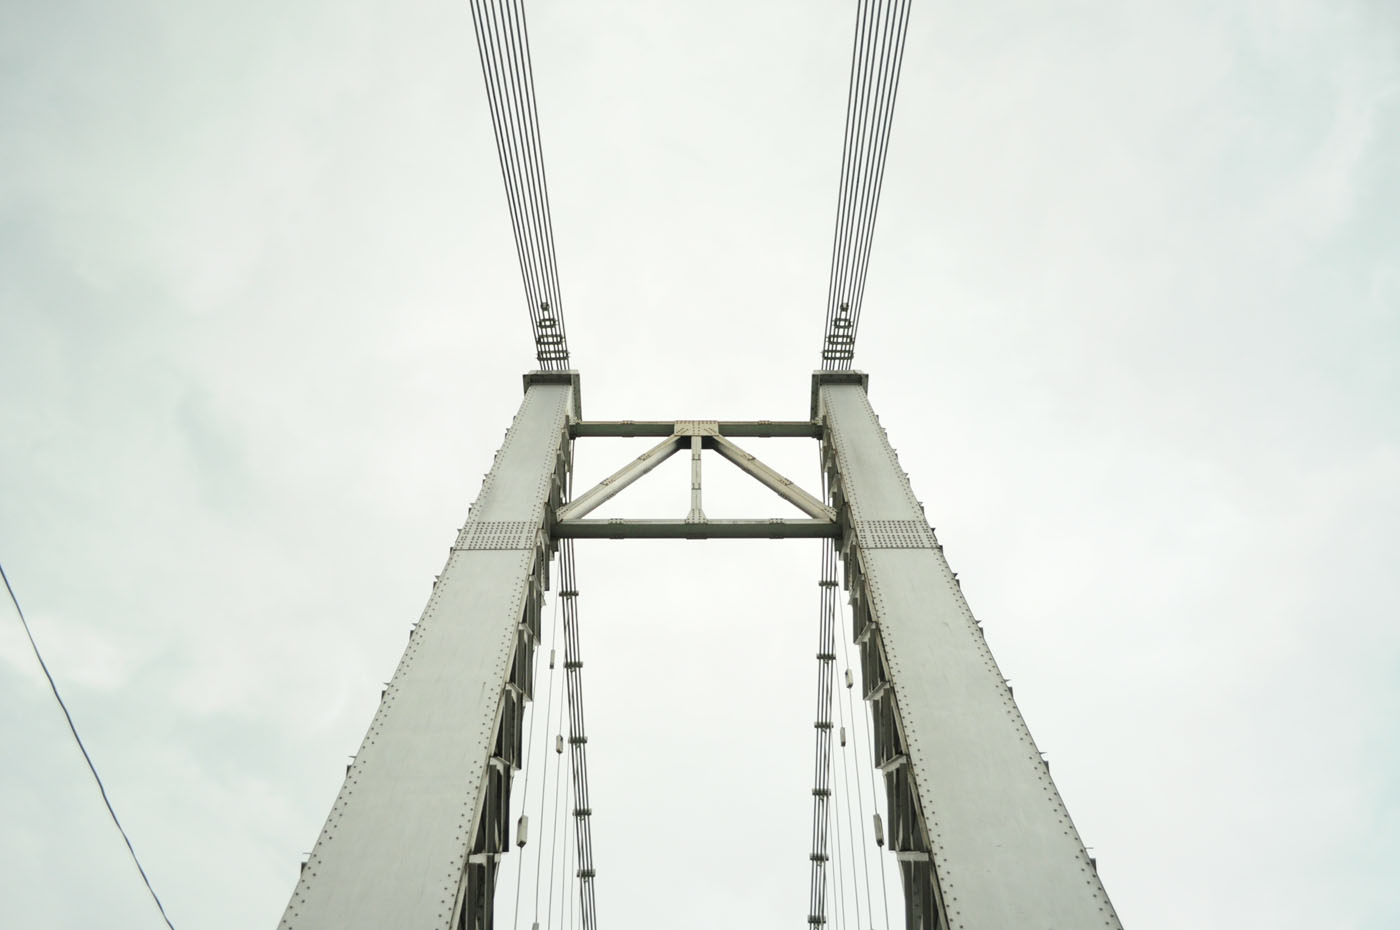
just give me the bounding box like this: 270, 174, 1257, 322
455, 521, 539, 550
674, 419, 720, 435
854, 519, 936, 549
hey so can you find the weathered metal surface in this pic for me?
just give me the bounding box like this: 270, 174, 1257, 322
280, 376, 575, 930
818, 372, 1121, 930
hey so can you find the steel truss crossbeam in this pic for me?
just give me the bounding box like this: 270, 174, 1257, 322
559, 420, 837, 535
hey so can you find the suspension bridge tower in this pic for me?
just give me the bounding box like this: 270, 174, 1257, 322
280, 3, 1123, 928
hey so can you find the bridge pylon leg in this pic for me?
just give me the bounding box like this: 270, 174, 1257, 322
279, 371, 579, 930
815, 371, 1122, 930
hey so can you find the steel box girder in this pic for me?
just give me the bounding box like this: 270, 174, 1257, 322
816, 372, 1121, 930
281, 374, 576, 930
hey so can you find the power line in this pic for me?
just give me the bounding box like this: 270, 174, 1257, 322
0, 560, 176, 930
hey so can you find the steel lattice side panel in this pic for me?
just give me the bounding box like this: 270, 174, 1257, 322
819, 382, 1121, 930
280, 382, 573, 930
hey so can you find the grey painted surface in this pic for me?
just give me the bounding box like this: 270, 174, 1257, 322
279, 381, 573, 930
554, 518, 838, 539
821, 378, 1121, 930
570, 420, 821, 438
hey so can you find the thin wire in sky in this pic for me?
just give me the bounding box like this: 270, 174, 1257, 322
0, 559, 177, 930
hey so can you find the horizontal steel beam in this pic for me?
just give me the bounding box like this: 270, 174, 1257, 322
570, 420, 821, 438
553, 518, 839, 539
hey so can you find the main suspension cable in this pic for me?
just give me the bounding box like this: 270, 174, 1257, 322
546, 647, 569, 929
832, 630, 866, 930
830, 771, 848, 930
558, 448, 600, 930
468, 0, 572, 370
807, 545, 840, 926
566, 806, 577, 930
820, 0, 913, 371
846, 0, 912, 353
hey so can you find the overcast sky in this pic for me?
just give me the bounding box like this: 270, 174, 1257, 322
2, 1, 1398, 928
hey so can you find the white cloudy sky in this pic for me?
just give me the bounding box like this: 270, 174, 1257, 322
2, 1, 1397, 928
